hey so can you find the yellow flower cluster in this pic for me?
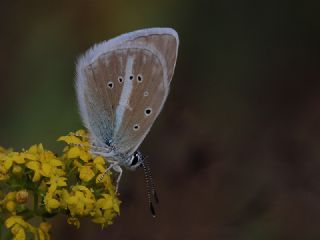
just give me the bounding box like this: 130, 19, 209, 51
0, 130, 120, 240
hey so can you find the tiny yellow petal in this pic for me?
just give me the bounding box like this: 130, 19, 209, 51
12, 165, 23, 174
67, 147, 81, 158
38, 222, 51, 240
58, 135, 82, 145
6, 200, 16, 212
13, 155, 26, 164
26, 161, 40, 171
66, 196, 77, 205
5, 216, 27, 228
75, 129, 86, 136
73, 159, 82, 168
93, 156, 105, 165
3, 157, 13, 170
79, 150, 91, 162
113, 201, 120, 213
26, 161, 41, 181
32, 172, 41, 182
11, 225, 26, 240
28, 145, 38, 154
21, 153, 37, 161
39, 222, 51, 232
79, 166, 95, 182
67, 217, 80, 228
0, 172, 9, 180
40, 163, 52, 177
47, 199, 60, 209
49, 159, 63, 167
38, 228, 46, 240
6, 192, 16, 200
38, 144, 44, 152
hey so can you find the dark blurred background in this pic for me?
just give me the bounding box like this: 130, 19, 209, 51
1, 0, 320, 239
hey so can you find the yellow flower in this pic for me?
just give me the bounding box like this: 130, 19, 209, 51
57, 135, 83, 145
58, 131, 92, 162
11, 224, 26, 240
91, 194, 120, 227
44, 186, 61, 213
79, 166, 95, 182
66, 146, 91, 162
6, 200, 16, 213
1, 191, 17, 213
0, 172, 9, 181
25, 161, 41, 182
0, 129, 120, 238
5, 216, 28, 229
25, 145, 65, 182
97, 194, 120, 213
96, 173, 116, 194
43, 177, 67, 213
46, 198, 60, 211
63, 185, 95, 216
38, 222, 51, 240
75, 129, 87, 137
12, 165, 23, 174
47, 176, 67, 189
0, 152, 25, 170
67, 217, 80, 228
93, 156, 107, 173
6, 191, 16, 201
5, 216, 37, 240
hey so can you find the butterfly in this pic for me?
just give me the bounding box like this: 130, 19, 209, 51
75, 28, 179, 216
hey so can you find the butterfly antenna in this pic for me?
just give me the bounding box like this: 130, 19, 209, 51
141, 159, 157, 217
143, 156, 159, 204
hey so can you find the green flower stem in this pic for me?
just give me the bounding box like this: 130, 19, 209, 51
4, 230, 11, 240
33, 191, 38, 214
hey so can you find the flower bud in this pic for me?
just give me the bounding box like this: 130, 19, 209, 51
16, 190, 28, 204
12, 165, 22, 174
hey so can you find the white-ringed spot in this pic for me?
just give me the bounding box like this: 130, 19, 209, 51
145, 107, 152, 116
118, 76, 123, 83
137, 74, 143, 83
133, 124, 140, 131
143, 91, 149, 97
107, 81, 114, 89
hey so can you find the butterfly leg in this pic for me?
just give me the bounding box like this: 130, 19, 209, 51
97, 162, 115, 182
112, 164, 123, 193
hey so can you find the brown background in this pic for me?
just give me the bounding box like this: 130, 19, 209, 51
1, 0, 320, 239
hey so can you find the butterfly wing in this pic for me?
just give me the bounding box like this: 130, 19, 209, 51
75, 28, 179, 155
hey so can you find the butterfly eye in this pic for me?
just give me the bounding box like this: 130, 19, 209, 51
118, 76, 123, 83
107, 81, 114, 89
130, 154, 139, 166
137, 74, 143, 83
133, 124, 140, 131
129, 75, 134, 80
144, 108, 152, 116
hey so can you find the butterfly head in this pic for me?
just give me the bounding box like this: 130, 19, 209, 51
125, 150, 144, 170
